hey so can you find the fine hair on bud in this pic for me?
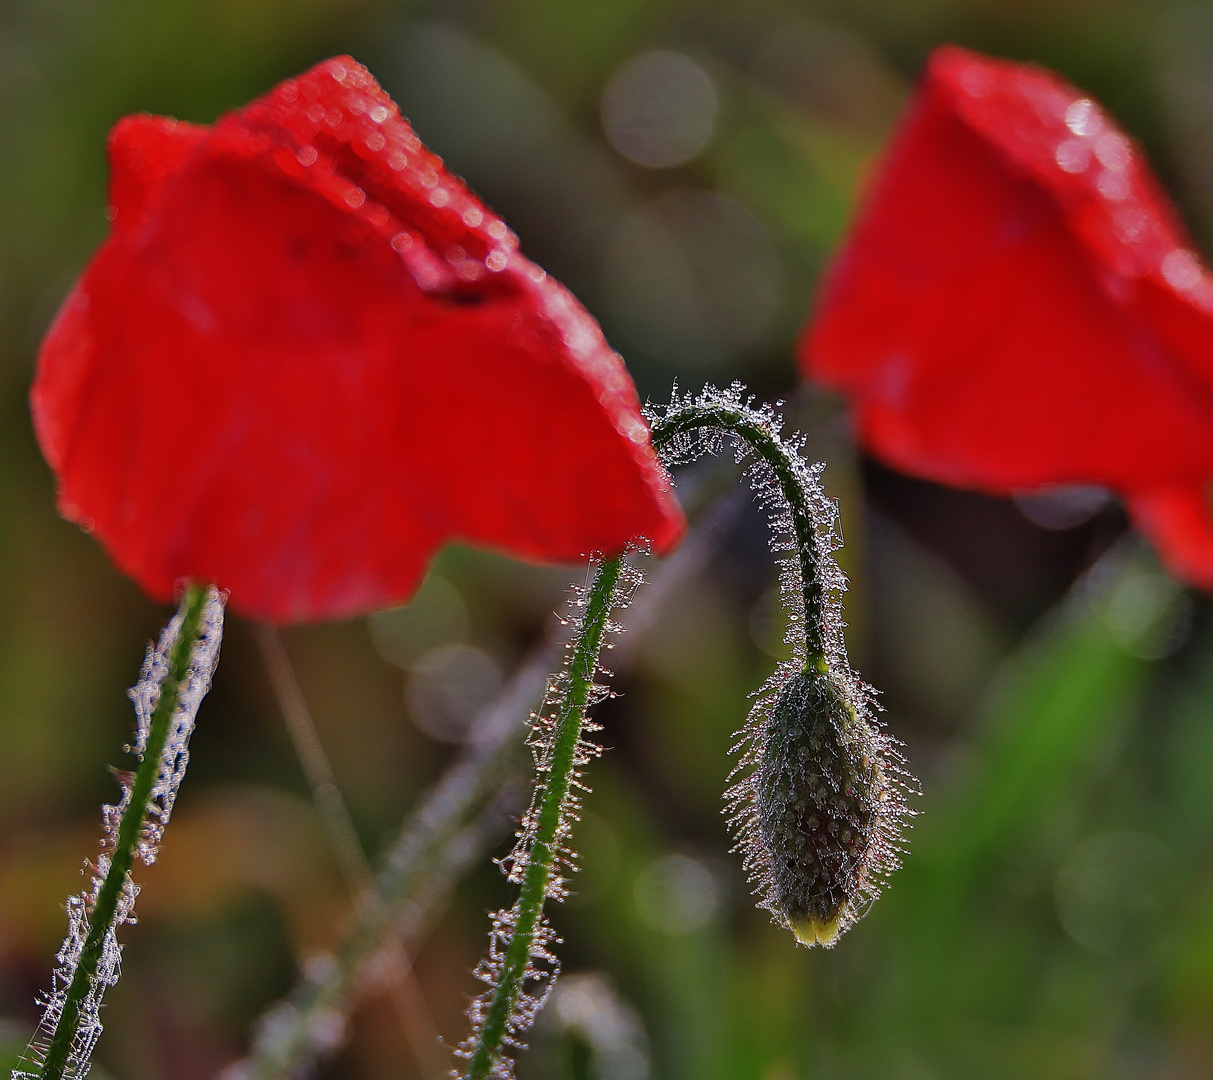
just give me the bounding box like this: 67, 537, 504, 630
739, 666, 909, 946
647, 384, 915, 947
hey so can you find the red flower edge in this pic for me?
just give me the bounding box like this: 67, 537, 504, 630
33, 57, 684, 623
800, 45, 1213, 586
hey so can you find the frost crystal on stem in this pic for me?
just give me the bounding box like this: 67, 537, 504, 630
458, 556, 641, 1080
114, 589, 225, 865
460, 382, 915, 1079
16, 585, 224, 1080
647, 384, 916, 946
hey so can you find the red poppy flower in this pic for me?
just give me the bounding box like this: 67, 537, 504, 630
801, 45, 1213, 587
32, 56, 683, 623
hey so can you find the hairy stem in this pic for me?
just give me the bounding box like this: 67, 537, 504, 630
651, 387, 913, 949
650, 400, 827, 669
227, 485, 742, 1080
464, 556, 623, 1080
36, 583, 208, 1080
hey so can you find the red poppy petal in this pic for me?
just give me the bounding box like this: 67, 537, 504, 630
32, 57, 683, 623
107, 115, 209, 234
802, 45, 1213, 494
1126, 487, 1213, 589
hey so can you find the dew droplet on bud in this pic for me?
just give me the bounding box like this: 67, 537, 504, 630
748, 668, 906, 947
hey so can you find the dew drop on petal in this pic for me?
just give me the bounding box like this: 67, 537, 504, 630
1065, 98, 1098, 136
1114, 208, 1149, 243
1163, 249, 1203, 291
1056, 138, 1090, 174
370, 104, 390, 123
1097, 171, 1129, 201
1094, 133, 1130, 172
296, 145, 319, 167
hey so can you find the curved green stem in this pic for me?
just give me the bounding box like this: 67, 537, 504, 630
650, 401, 827, 670
35, 583, 209, 1080
464, 556, 623, 1080
461, 394, 835, 1078
232, 487, 741, 1080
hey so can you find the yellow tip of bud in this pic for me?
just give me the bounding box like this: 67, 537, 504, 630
790, 909, 847, 947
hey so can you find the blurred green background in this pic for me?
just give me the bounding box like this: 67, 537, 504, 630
2, 1, 1213, 1077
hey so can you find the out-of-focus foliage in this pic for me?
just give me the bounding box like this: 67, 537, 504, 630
1, 1, 1212, 1078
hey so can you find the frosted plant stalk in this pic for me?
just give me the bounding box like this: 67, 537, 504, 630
16, 584, 224, 1080
458, 383, 915, 1077
647, 384, 914, 946
225, 488, 741, 1080
458, 555, 641, 1080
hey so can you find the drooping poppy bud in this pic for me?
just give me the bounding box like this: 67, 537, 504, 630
32, 56, 684, 623
648, 385, 914, 947
750, 666, 900, 946
801, 45, 1213, 587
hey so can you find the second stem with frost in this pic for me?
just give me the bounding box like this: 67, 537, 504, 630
462, 556, 623, 1080
27, 584, 215, 1080
460, 387, 848, 1078
649, 396, 829, 672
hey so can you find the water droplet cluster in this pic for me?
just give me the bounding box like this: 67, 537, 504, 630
232, 57, 522, 300
943, 49, 1213, 311
218, 57, 658, 469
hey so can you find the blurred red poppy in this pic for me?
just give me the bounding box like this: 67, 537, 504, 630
801, 45, 1213, 587
32, 56, 683, 623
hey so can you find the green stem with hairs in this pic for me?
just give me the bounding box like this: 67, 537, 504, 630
650, 402, 826, 671
464, 398, 829, 1078
36, 583, 208, 1080
465, 556, 623, 1080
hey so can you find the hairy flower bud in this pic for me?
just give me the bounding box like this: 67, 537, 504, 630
751, 666, 898, 946
649, 386, 915, 948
